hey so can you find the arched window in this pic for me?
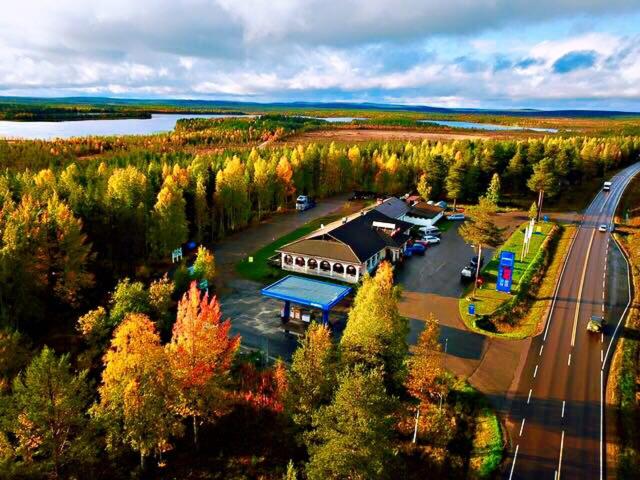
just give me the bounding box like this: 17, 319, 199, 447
346, 265, 357, 276
333, 263, 344, 274
284, 255, 293, 265
295, 256, 306, 267
320, 260, 331, 271
308, 258, 318, 269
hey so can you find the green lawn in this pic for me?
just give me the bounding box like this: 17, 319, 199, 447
235, 213, 345, 283
458, 221, 555, 337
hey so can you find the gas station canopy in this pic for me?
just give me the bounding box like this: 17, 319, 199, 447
261, 275, 352, 324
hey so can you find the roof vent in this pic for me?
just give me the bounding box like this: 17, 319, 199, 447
372, 221, 396, 230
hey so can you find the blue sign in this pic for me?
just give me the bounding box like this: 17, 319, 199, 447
468, 304, 475, 316
497, 251, 515, 293
543, 215, 549, 222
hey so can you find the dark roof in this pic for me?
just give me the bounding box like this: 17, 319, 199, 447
406, 201, 444, 219
374, 197, 410, 219
279, 209, 411, 263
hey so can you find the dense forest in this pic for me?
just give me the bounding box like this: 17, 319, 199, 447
1, 119, 639, 477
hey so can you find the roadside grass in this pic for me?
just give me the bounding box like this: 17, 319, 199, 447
610, 175, 640, 478
458, 221, 555, 338
235, 213, 345, 283
450, 379, 504, 479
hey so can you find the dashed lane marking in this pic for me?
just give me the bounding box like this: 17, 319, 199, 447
539, 344, 544, 356
558, 430, 566, 480
534, 364, 539, 378
527, 389, 532, 404
561, 400, 566, 418
568, 354, 572, 366
508, 444, 519, 480
519, 418, 526, 437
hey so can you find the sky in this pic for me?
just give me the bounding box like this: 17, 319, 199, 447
1, 0, 640, 111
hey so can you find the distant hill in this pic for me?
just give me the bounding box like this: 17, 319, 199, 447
0, 95, 638, 118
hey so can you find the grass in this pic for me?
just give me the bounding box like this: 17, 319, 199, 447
235, 213, 345, 283
458, 221, 554, 335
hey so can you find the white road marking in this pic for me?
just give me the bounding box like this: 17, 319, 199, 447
561, 400, 565, 418
600, 369, 604, 480
509, 444, 519, 480
527, 389, 532, 404
534, 364, 539, 378
558, 430, 565, 480
539, 344, 544, 356
571, 229, 596, 347
519, 418, 526, 437
601, 349, 603, 363
601, 303, 605, 312
568, 354, 572, 366
601, 333, 604, 344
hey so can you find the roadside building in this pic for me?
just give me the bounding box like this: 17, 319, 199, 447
401, 200, 445, 227
277, 209, 412, 283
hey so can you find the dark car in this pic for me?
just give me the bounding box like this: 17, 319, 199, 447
470, 256, 484, 269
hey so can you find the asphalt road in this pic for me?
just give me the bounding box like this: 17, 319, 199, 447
504, 162, 640, 480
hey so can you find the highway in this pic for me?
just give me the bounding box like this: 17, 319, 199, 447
504, 162, 640, 480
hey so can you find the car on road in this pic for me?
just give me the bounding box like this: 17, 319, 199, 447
460, 265, 475, 283
587, 315, 605, 333
421, 235, 441, 245
295, 195, 316, 211
603, 181, 612, 191
598, 224, 608, 232
447, 213, 466, 221
470, 255, 484, 269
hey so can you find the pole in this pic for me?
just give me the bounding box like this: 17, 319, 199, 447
473, 244, 483, 297
412, 407, 420, 443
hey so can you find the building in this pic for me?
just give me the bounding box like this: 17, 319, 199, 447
375, 196, 444, 228
277, 209, 412, 283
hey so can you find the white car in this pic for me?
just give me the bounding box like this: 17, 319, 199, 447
598, 224, 608, 232
422, 235, 441, 245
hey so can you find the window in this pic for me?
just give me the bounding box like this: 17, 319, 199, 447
320, 261, 331, 271
295, 257, 305, 267
308, 258, 318, 269
346, 265, 357, 276
284, 255, 293, 265
333, 263, 344, 274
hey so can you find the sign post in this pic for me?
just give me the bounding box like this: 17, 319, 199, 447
497, 251, 515, 293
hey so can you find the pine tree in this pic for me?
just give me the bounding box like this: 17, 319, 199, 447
10, 347, 94, 478
416, 173, 431, 201
485, 172, 501, 206
445, 158, 465, 210
305, 367, 396, 480
527, 157, 558, 221
192, 246, 216, 284
150, 176, 188, 258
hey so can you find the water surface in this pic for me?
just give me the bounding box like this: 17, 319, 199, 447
419, 119, 557, 133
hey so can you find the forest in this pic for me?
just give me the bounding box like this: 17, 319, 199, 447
1, 120, 640, 478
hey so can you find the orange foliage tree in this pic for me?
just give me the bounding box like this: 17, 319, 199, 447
166, 282, 240, 448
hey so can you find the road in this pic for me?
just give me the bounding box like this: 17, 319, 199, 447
504, 162, 640, 480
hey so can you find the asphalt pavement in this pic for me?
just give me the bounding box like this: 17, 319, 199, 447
503, 162, 640, 480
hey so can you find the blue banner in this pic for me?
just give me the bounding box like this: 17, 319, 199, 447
497, 251, 515, 293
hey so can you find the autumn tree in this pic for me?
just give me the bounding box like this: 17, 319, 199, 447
192, 246, 216, 285
459, 198, 505, 297
149, 274, 175, 333
528, 201, 538, 221
340, 262, 408, 392
416, 172, 431, 201
287, 323, 336, 434
166, 282, 239, 448
0, 329, 31, 393
109, 278, 150, 327
9, 347, 94, 478
215, 156, 251, 232
276, 156, 296, 209
305, 367, 396, 480
527, 157, 558, 222
446, 157, 465, 209
92, 313, 182, 469
149, 176, 188, 258
407, 315, 444, 405
253, 157, 272, 219
485, 172, 501, 206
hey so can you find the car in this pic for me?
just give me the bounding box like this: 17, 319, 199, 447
419, 226, 441, 237
598, 224, 608, 232
470, 256, 484, 269
295, 195, 316, 211
421, 235, 440, 245
460, 265, 475, 283
446, 213, 465, 221
405, 242, 427, 255
587, 315, 605, 333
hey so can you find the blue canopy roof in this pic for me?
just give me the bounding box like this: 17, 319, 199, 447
261, 275, 352, 310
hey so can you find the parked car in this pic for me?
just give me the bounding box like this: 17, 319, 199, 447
419, 225, 441, 237
598, 224, 608, 232
447, 213, 466, 221
470, 255, 484, 269
436, 200, 447, 209
460, 265, 475, 283
295, 195, 316, 211
406, 243, 426, 255
587, 315, 605, 333
421, 235, 440, 245
349, 190, 377, 201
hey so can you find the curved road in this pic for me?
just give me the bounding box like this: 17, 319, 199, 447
504, 162, 640, 480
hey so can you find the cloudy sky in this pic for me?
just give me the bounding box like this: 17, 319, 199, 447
2, 0, 640, 110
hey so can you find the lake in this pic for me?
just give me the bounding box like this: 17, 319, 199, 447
0, 113, 252, 140
419, 119, 558, 133
0, 114, 368, 140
